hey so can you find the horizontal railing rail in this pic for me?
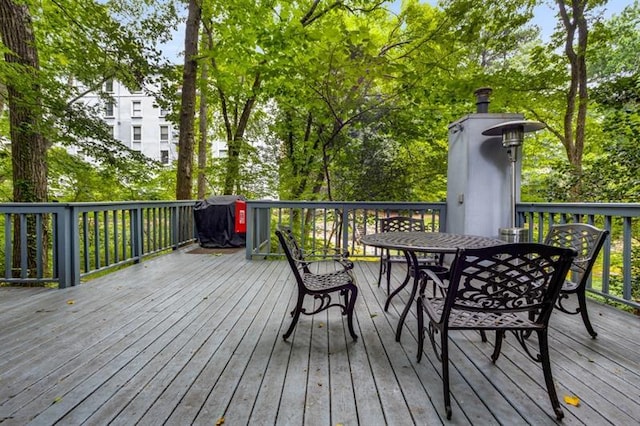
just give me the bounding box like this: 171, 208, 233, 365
1, 201, 196, 288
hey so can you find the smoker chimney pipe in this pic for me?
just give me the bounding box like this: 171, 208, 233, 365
474, 87, 492, 113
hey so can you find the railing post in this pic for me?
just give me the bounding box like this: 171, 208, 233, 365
622, 216, 632, 301
52, 209, 67, 288
3, 214, 9, 281
439, 204, 447, 232
191, 205, 197, 242
53, 205, 80, 288
341, 205, 349, 254
70, 205, 81, 286
245, 203, 254, 259
171, 205, 180, 250
602, 216, 612, 294
131, 207, 143, 263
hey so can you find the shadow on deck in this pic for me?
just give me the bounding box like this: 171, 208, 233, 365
1, 247, 639, 425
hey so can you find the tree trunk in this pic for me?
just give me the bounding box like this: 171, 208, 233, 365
197, 31, 211, 199
175, 0, 201, 200
558, 0, 589, 199
221, 72, 261, 195
0, 0, 49, 277
0, 0, 48, 203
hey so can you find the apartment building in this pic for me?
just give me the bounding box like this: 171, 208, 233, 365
78, 78, 178, 164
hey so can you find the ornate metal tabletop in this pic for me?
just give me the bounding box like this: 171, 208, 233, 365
361, 231, 504, 253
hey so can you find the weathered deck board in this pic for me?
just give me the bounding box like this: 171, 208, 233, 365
1, 246, 639, 425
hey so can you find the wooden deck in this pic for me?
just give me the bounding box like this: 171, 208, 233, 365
1, 246, 639, 425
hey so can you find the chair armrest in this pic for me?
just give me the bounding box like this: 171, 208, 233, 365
334, 258, 354, 271
296, 257, 354, 274
306, 248, 349, 258
419, 267, 449, 296
303, 249, 353, 270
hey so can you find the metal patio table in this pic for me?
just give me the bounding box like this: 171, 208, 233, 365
360, 231, 504, 342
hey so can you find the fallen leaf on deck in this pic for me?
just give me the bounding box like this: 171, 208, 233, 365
66, 300, 75, 305
318, 322, 324, 328
370, 314, 377, 318
563, 395, 580, 406
215, 416, 225, 425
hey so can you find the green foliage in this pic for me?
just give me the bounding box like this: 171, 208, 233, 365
332, 129, 414, 201
0, 0, 180, 201
632, 245, 640, 302
579, 75, 640, 202
589, 0, 640, 79
47, 147, 173, 201
2, 0, 638, 206
0, 141, 12, 200
568, 0, 640, 203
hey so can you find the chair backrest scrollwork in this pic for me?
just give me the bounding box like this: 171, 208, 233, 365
379, 216, 425, 233
543, 223, 608, 286
445, 243, 576, 321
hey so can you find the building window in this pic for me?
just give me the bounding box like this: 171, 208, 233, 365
105, 79, 114, 93
105, 101, 114, 117
108, 125, 115, 139
160, 125, 169, 143
132, 126, 142, 144
160, 150, 169, 164
132, 100, 142, 117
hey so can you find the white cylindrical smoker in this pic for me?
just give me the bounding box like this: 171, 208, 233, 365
446, 89, 519, 238
446, 89, 544, 240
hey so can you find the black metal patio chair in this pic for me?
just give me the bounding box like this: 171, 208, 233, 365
543, 223, 609, 338
416, 243, 576, 420
275, 227, 358, 341
277, 226, 353, 273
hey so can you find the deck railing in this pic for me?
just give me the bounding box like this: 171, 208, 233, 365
245, 200, 446, 259
1, 201, 196, 288
2, 200, 638, 311
517, 203, 640, 310
247, 200, 640, 310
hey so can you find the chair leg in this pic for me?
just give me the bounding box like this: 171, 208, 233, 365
283, 292, 305, 340
491, 330, 504, 362
386, 261, 393, 294
440, 331, 452, 420
377, 259, 385, 287
346, 287, 359, 340
576, 291, 598, 338
417, 297, 424, 362
537, 330, 564, 421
